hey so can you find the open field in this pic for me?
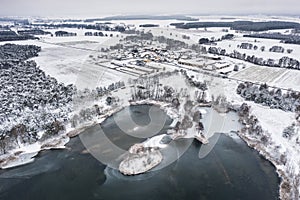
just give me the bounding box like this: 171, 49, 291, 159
230, 65, 287, 84
0, 32, 127, 88
230, 63, 300, 91
272, 70, 300, 91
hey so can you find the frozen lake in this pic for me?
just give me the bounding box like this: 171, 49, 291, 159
0, 105, 279, 200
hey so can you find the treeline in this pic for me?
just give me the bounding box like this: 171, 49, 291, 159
124, 32, 188, 50
208, 46, 300, 69
74, 81, 125, 103
244, 33, 300, 45
237, 82, 300, 112
181, 70, 208, 91
84, 32, 113, 37
0, 43, 41, 61
0, 31, 37, 42
198, 34, 234, 44
70, 81, 125, 128
171, 21, 300, 31
156, 36, 188, 50
238, 102, 300, 199
238, 103, 265, 141
31, 23, 126, 32
85, 15, 198, 22
55, 31, 77, 37
130, 75, 178, 102
18, 29, 52, 36
0, 18, 29, 24
125, 32, 154, 41
139, 24, 159, 28
129, 70, 208, 103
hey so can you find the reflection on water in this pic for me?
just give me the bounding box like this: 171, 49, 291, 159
0, 105, 279, 200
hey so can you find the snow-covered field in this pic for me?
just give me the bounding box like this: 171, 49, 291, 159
230, 65, 300, 91
273, 70, 300, 91
34, 45, 88, 85
231, 65, 286, 83
0, 28, 126, 87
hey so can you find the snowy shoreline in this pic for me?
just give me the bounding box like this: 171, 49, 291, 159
0, 134, 70, 169
237, 129, 292, 200
0, 99, 292, 200
0, 100, 173, 170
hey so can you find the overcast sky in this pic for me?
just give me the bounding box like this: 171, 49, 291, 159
0, 0, 299, 17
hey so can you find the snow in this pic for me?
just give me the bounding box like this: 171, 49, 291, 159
216, 36, 300, 61
0, 134, 70, 169
2, 15, 300, 198
229, 64, 300, 92
249, 103, 295, 149
143, 134, 168, 149
1, 152, 38, 169
188, 63, 300, 198
231, 64, 286, 83
239, 104, 300, 199
0, 31, 125, 87
119, 149, 162, 175
272, 70, 300, 91
112, 19, 187, 28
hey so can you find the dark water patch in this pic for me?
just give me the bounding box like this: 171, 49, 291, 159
0, 104, 279, 200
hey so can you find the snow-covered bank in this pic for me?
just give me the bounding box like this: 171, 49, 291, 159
0, 134, 70, 169
0, 94, 174, 170
237, 129, 295, 200
237, 103, 300, 200
189, 68, 300, 200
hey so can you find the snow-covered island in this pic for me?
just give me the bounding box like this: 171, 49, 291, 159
119, 144, 163, 175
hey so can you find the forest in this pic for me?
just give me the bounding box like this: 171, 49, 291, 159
244, 33, 300, 45
170, 21, 300, 31
237, 82, 300, 112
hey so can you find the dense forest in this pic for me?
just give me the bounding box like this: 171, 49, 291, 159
0, 44, 75, 153
0, 60, 75, 150
0, 30, 37, 42
244, 33, 300, 45
170, 21, 300, 31
84, 15, 198, 22
237, 82, 300, 112
18, 29, 52, 36
139, 24, 159, 28
31, 23, 127, 32
0, 43, 41, 61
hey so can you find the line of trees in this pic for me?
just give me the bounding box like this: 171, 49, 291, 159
237, 82, 300, 112
0, 31, 37, 42
0, 43, 41, 61
208, 46, 300, 70
198, 34, 234, 44
171, 21, 300, 31
244, 33, 300, 45
32, 23, 127, 33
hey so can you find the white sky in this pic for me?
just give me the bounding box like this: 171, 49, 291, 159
0, 0, 299, 17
